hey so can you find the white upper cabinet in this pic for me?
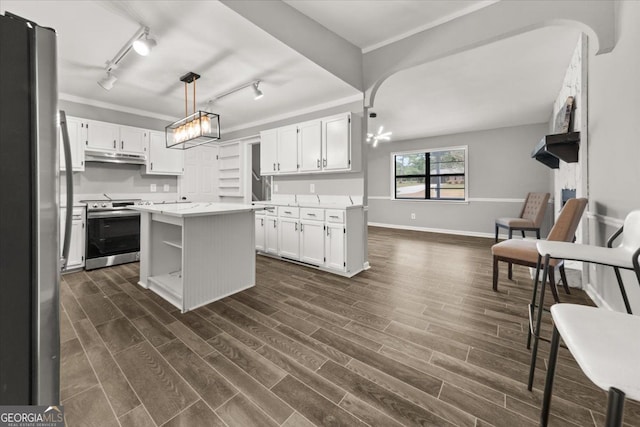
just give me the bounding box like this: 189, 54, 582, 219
86, 120, 119, 151
119, 125, 146, 154
322, 113, 350, 171
259, 112, 358, 176
146, 130, 184, 175
260, 129, 278, 175
60, 116, 85, 171
298, 120, 322, 172
277, 125, 298, 173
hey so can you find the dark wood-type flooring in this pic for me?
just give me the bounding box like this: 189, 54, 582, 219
59, 226, 640, 426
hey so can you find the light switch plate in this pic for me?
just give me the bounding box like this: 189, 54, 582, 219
150, 184, 157, 192
310, 183, 315, 193
164, 184, 170, 192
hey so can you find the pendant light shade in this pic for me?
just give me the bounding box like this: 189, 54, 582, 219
166, 72, 220, 150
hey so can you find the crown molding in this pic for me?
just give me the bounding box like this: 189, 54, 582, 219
59, 93, 178, 122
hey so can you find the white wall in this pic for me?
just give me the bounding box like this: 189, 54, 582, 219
367, 123, 553, 236
585, 0, 640, 312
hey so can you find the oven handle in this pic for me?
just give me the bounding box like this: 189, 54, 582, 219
87, 210, 141, 219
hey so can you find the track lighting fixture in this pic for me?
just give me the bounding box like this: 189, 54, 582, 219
209, 80, 265, 103
252, 81, 264, 100
97, 26, 156, 90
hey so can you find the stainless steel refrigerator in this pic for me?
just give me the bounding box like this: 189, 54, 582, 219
0, 12, 72, 405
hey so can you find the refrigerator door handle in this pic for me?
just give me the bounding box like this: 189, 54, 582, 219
59, 110, 74, 271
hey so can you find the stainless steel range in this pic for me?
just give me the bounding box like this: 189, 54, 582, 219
82, 199, 153, 270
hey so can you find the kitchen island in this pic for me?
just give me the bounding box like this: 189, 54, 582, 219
129, 202, 259, 312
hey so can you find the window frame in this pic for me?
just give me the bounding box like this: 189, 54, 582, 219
390, 145, 468, 202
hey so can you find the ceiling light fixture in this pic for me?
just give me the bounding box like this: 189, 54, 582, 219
367, 126, 392, 148
209, 80, 264, 103
165, 71, 220, 150
97, 26, 156, 90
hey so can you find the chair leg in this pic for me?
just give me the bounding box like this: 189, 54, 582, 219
508, 263, 513, 280
540, 326, 561, 427
605, 387, 626, 427
559, 265, 571, 295
528, 253, 551, 391
495, 224, 499, 243
508, 229, 513, 240
521, 230, 526, 238
536, 229, 540, 239
548, 268, 560, 303
492, 256, 499, 291
613, 266, 633, 314
527, 255, 543, 350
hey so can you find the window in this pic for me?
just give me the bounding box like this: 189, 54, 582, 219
392, 146, 467, 201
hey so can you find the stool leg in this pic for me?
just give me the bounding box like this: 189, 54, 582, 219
508, 262, 513, 280
613, 266, 632, 314
548, 268, 560, 303
540, 326, 561, 427
527, 254, 543, 350
528, 253, 551, 391
605, 387, 625, 427
492, 256, 499, 291
559, 265, 571, 295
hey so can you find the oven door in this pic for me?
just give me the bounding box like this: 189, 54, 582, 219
86, 210, 140, 260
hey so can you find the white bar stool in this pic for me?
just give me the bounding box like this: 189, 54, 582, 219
528, 210, 640, 390
540, 304, 640, 427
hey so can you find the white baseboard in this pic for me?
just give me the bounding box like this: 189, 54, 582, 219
368, 222, 494, 239
583, 282, 615, 310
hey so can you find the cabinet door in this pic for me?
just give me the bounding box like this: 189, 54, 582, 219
61, 208, 85, 270
322, 114, 350, 171
255, 215, 265, 251
119, 125, 146, 154
325, 223, 345, 271
278, 218, 300, 259
300, 220, 324, 265
260, 129, 278, 175
86, 120, 119, 151
299, 120, 322, 172
147, 130, 184, 175
277, 125, 298, 173
265, 217, 278, 254
60, 116, 85, 171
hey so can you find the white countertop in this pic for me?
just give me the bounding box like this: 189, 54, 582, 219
253, 201, 363, 210
129, 202, 259, 218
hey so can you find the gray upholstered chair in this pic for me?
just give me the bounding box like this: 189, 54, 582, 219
495, 192, 550, 242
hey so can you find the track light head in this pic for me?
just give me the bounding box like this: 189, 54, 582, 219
133, 29, 157, 56
98, 72, 117, 90
252, 81, 264, 100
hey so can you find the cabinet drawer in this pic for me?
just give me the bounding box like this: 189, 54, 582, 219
300, 208, 324, 221
325, 209, 344, 223
278, 207, 300, 218
263, 206, 277, 216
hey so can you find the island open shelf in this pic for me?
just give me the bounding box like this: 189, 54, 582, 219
130, 202, 257, 312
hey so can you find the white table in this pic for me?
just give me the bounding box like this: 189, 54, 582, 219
129, 202, 259, 312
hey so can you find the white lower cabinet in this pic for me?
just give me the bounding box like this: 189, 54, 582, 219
300, 220, 325, 265
265, 216, 278, 254
325, 223, 346, 271
278, 217, 300, 259
255, 204, 364, 277
60, 207, 85, 271
255, 214, 265, 252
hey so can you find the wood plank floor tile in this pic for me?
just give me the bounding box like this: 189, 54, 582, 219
158, 340, 238, 409
230, 291, 279, 316
62, 385, 118, 427
60, 338, 98, 401
93, 277, 125, 297
67, 279, 102, 298
165, 320, 216, 357
384, 321, 470, 360
281, 412, 316, 427
95, 316, 145, 354
203, 352, 294, 424
131, 314, 175, 347
200, 310, 264, 350
164, 400, 226, 427
109, 292, 148, 319
275, 324, 353, 366
114, 341, 198, 426
171, 310, 222, 340
345, 321, 433, 362
285, 298, 351, 327
60, 281, 87, 322
136, 296, 176, 324
60, 309, 76, 343
307, 295, 391, 330
272, 375, 368, 427
216, 393, 279, 427
317, 360, 456, 427
207, 333, 287, 388
76, 293, 121, 326
270, 310, 319, 335
118, 405, 155, 427
311, 328, 443, 397
305, 315, 382, 350
338, 393, 404, 427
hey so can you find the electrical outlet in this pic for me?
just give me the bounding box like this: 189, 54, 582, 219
411, 213, 416, 220
150, 184, 157, 192
310, 183, 315, 193
163, 184, 170, 192
274, 184, 279, 193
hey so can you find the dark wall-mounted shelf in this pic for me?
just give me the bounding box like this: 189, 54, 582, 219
532, 131, 580, 169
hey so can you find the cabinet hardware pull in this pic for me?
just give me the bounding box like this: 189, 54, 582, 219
273, 163, 276, 171
273, 220, 277, 228
295, 223, 298, 231
317, 159, 320, 168
277, 163, 280, 171
151, 162, 153, 170
330, 215, 339, 219
308, 213, 316, 216
261, 218, 264, 226
327, 227, 330, 236
323, 158, 327, 167
300, 224, 304, 231
113, 140, 116, 148
284, 211, 292, 214
121, 140, 124, 149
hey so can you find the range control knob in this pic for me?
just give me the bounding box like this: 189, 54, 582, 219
92, 203, 98, 208
101, 203, 108, 208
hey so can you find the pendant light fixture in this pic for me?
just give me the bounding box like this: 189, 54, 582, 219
166, 72, 221, 150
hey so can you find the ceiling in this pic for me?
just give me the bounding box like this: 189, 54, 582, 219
0, 0, 580, 142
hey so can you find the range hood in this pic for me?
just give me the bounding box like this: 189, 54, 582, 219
84, 149, 146, 165
532, 131, 580, 169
